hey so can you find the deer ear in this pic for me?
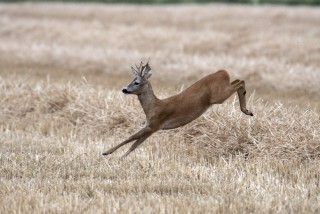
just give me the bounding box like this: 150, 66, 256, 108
143, 70, 152, 79
131, 67, 140, 78
142, 63, 152, 79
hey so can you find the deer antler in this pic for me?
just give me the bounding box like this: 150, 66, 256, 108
135, 59, 150, 76
135, 61, 143, 74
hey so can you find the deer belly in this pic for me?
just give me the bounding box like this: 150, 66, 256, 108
161, 106, 210, 130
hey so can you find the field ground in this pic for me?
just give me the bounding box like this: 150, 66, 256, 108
0, 3, 320, 213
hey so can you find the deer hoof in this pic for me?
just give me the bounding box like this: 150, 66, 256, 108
102, 151, 112, 156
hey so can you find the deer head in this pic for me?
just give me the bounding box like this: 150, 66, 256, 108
122, 60, 152, 95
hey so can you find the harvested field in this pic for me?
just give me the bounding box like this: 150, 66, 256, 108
0, 3, 319, 213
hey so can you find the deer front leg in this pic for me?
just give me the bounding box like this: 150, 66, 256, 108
102, 126, 153, 156
122, 132, 153, 157
232, 80, 253, 116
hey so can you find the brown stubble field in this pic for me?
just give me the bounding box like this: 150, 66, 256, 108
0, 2, 320, 213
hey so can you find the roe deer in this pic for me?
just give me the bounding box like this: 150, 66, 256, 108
103, 60, 253, 157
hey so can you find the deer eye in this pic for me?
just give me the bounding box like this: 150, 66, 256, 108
134, 82, 139, 85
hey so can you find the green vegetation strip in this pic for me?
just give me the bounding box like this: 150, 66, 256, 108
1, 0, 320, 5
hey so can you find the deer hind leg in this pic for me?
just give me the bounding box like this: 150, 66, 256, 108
231, 79, 240, 85
102, 127, 153, 156
231, 80, 253, 116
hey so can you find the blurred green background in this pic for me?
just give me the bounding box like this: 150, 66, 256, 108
1, 0, 319, 5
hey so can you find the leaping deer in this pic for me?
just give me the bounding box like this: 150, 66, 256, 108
103, 60, 253, 157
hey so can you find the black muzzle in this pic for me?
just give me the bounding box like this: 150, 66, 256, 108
122, 88, 129, 94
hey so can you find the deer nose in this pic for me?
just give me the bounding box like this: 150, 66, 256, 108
122, 88, 129, 94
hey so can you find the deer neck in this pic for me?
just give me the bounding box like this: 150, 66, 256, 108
137, 82, 160, 117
